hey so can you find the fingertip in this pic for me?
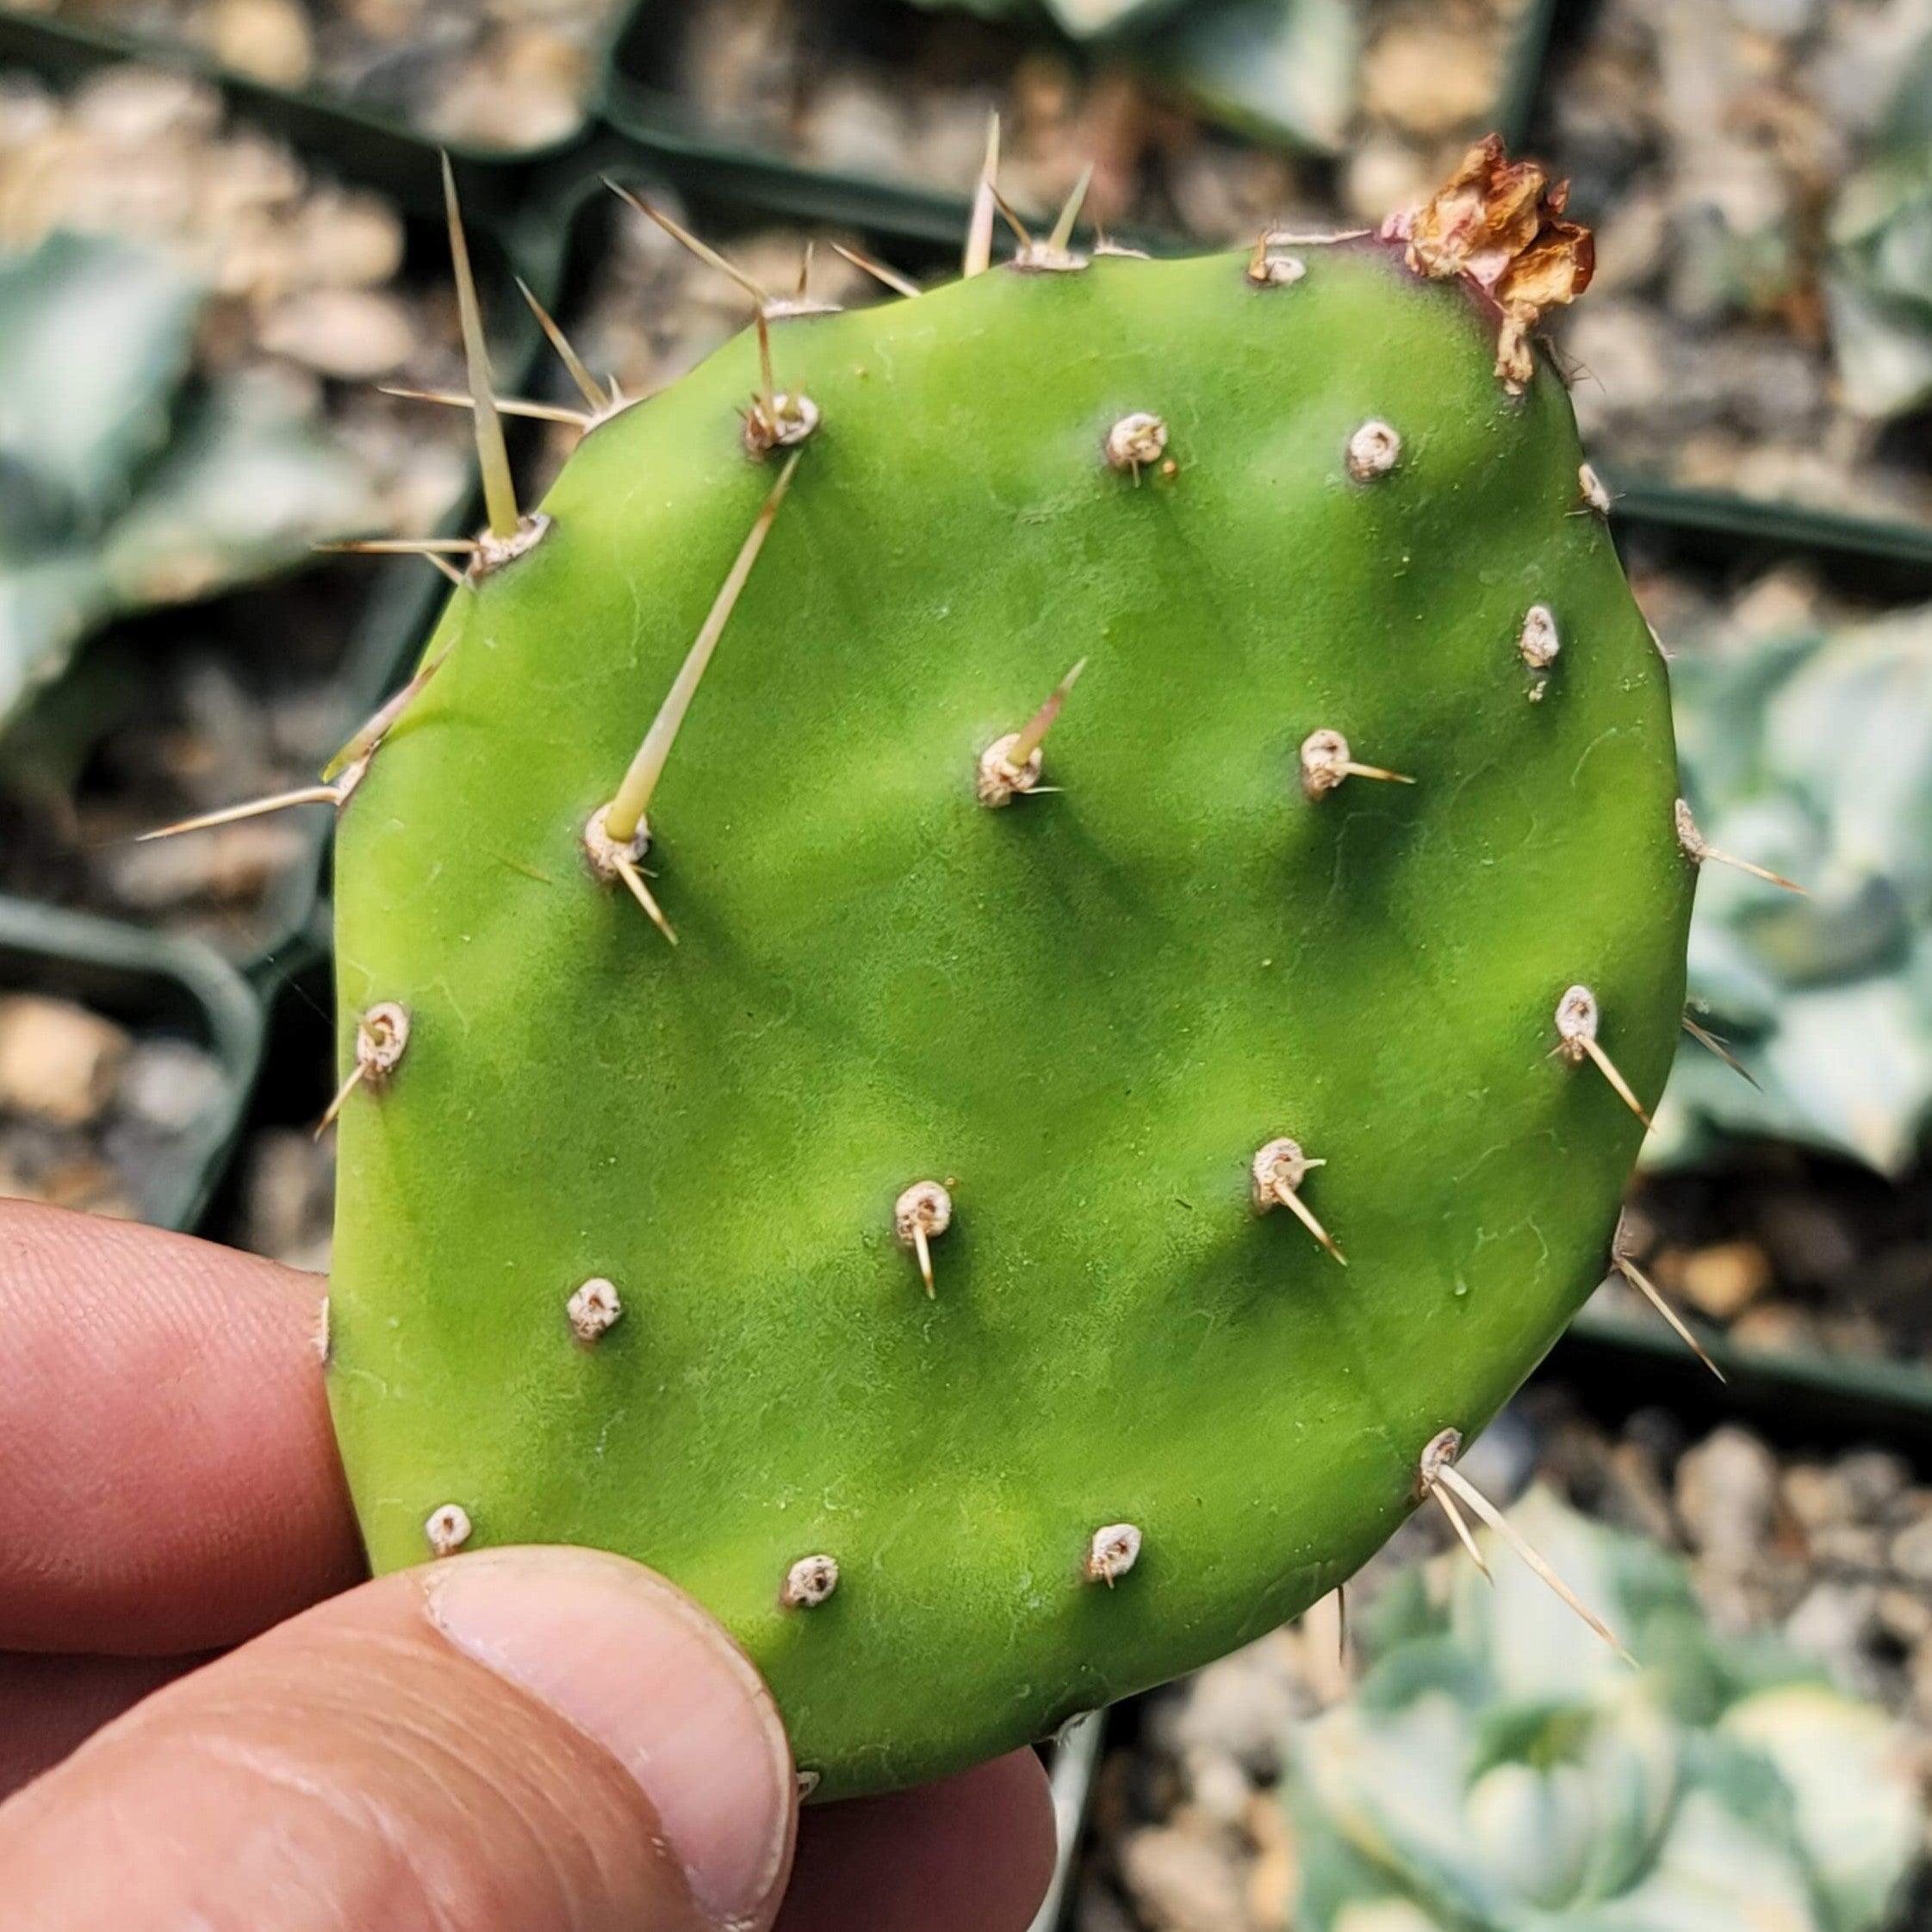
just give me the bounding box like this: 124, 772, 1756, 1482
0, 1202, 362, 1652
0, 1653, 200, 1802
426, 1546, 797, 1928
777, 1750, 1058, 1932
0, 1551, 795, 1932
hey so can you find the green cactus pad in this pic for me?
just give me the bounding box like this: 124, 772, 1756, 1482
326, 233, 1692, 1798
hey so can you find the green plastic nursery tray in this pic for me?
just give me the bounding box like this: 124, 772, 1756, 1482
1606, 481, 1932, 573
1560, 1308, 1932, 1454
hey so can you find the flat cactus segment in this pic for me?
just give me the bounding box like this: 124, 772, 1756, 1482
327, 234, 1691, 1798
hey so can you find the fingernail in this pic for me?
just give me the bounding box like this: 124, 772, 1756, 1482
426, 1546, 794, 1925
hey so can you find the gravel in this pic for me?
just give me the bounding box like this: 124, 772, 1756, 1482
0, 987, 226, 1220
653, 0, 1530, 240
1546, 0, 1932, 529
14, 0, 622, 151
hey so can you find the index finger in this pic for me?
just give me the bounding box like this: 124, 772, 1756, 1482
0, 1201, 363, 1652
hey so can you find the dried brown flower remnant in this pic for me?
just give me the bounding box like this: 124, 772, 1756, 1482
1383, 135, 1595, 392
1394, 135, 1548, 281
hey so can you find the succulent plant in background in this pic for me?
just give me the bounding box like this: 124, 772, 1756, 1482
1285, 1488, 1923, 1932
905, 0, 1364, 151
1828, 25, 1932, 421
1043, 0, 1183, 32
904, 0, 1184, 34
1144, 0, 1360, 153
0, 227, 373, 733
1658, 602, 1932, 1177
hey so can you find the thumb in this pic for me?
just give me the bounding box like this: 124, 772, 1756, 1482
0, 1547, 798, 1932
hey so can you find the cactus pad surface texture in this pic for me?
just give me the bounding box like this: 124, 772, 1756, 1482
326, 143, 1693, 1798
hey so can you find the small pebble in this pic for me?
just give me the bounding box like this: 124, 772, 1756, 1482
259, 287, 419, 381
116, 1039, 227, 1134
0, 995, 129, 1128
1676, 1426, 1780, 1568
1119, 1823, 1249, 1932
1890, 1516, 1932, 1587
1678, 1239, 1774, 1320
1783, 1581, 1883, 1684
1156, 1637, 1299, 1780
207, 0, 315, 88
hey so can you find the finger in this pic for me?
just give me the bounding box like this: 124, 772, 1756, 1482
0, 1546, 797, 1932
0, 1200, 363, 1652
778, 1751, 1057, 1932
0, 1652, 202, 1802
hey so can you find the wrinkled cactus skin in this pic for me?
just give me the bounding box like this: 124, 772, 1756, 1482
326, 235, 1693, 1798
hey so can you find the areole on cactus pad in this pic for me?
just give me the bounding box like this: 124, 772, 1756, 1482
314, 138, 1695, 1798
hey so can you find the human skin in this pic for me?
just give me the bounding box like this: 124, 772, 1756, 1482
0, 1200, 1056, 1931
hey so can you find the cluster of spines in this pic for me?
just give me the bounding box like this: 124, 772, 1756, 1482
153, 138, 1803, 1676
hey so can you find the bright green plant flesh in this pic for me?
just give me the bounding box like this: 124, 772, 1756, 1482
326, 231, 1693, 1798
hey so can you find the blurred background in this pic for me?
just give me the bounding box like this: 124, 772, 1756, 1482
1, 3, 1930, 1928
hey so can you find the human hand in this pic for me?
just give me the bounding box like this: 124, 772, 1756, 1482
0, 1201, 1057, 1929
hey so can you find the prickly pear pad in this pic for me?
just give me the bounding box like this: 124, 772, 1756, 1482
327, 238, 1691, 1798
